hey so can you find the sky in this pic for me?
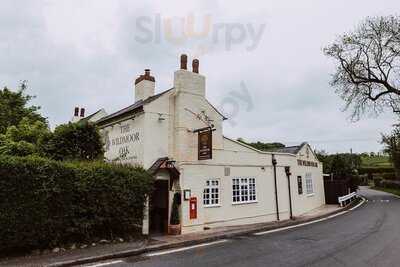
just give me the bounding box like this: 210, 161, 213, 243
1, 0, 399, 153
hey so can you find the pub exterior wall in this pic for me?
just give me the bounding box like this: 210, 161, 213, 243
97, 59, 326, 234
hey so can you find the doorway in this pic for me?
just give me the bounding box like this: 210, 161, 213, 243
150, 180, 169, 234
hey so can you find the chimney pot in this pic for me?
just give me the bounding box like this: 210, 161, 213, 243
192, 59, 199, 73
135, 69, 155, 84
180, 54, 188, 70
74, 107, 79, 117
80, 108, 85, 117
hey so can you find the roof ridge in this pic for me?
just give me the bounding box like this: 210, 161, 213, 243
97, 88, 173, 124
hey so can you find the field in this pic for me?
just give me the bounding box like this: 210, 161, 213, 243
361, 155, 392, 168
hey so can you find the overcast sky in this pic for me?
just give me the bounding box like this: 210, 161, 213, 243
1, 1, 399, 153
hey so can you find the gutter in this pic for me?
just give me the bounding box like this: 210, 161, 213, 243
272, 154, 280, 221
285, 166, 294, 220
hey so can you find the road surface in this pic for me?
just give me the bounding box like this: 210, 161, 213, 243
86, 187, 400, 267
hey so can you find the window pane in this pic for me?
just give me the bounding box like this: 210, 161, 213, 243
305, 173, 313, 194
205, 179, 220, 206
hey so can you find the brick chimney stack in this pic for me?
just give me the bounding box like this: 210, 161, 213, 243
71, 106, 82, 123
174, 54, 205, 97
135, 69, 155, 102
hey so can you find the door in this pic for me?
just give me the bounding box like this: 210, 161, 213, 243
150, 180, 169, 234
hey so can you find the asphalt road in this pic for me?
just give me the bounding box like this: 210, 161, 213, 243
88, 187, 400, 267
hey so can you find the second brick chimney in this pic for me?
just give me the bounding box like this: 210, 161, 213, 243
135, 69, 155, 102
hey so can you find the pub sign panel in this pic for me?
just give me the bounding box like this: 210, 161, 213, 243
198, 129, 212, 160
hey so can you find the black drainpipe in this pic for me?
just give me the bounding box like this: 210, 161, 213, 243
285, 166, 294, 220
272, 154, 279, 221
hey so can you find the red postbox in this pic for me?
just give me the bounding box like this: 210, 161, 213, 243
189, 197, 197, 219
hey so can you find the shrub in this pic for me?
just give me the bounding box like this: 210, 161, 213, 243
358, 174, 369, 186
382, 172, 396, 180
358, 167, 395, 175
43, 121, 104, 161
0, 156, 153, 255
381, 179, 400, 190
170, 192, 181, 225
374, 177, 383, 187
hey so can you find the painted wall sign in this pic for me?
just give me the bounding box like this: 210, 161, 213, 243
198, 130, 212, 160
101, 120, 143, 165
297, 160, 318, 167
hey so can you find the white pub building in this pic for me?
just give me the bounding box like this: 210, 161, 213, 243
90, 55, 325, 235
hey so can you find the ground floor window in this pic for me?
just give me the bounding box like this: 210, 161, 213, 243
232, 178, 256, 203
203, 179, 220, 206
297, 176, 303, 195
305, 173, 313, 194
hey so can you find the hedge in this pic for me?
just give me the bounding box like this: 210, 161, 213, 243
358, 166, 395, 175
380, 179, 400, 190
0, 156, 153, 255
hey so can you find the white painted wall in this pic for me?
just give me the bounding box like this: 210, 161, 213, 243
101, 114, 144, 166
97, 60, 326, 235
178, 138, 298, 233
142, 92, 172, 169
291, 144, 325, 217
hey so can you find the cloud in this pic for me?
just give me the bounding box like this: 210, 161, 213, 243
1, 0, 399, 152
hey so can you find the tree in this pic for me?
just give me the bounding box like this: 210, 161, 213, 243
237, 138, 285, 151
324, 16, 400, 120
44, 121, 104, 161
382, 125, 400, 179
0, 118, 50, 157
0, 82, 47, 134
317, 153, 361, 178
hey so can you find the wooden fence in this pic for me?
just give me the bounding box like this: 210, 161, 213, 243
324, 175, 356, 204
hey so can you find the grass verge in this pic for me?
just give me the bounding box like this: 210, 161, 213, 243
372, 186, 400, 197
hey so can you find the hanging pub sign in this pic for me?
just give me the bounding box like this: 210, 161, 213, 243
198, 128, 212, 160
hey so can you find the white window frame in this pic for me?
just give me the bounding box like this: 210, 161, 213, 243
203, 179, 220, 207
232, 178, 257, 204
305, 172, 314, 195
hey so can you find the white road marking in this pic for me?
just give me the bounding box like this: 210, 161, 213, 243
254, 217, 329, 236
254, 197, 366, 236
85, 260, 124, 267
145, 239, 229, 257
349, 197, 366, 210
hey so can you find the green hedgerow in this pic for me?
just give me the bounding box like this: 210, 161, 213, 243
0, 155, 153, 255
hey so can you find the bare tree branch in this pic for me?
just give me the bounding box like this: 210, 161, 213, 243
324, 15, 400, 120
